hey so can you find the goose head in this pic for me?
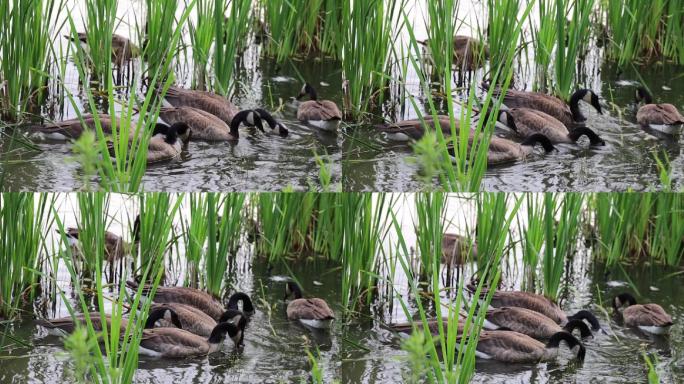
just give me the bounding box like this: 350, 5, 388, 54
163, 122, 192, 145
226, 292, 255, 315
635, 87, 653, 104
521, 133, 556, 153
254, 108, 289, 137
145, 307, 182, 329
612, 293, 637, 312
297, 83, 317, 101
570, 89, 603, 121
284, 282, 303, 300
208, 321, 242, 346
547, 331, 586, 362
231, 110, 264, 136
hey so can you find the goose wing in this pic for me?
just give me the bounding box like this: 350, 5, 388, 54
140, 328, 209, 357
297, 101, 342, 122
476, 330, 545, 362
142, 286, 226, 321
490, 291, 566, 324
153, 303, 216, 337
510, 108, 569, 142
32, 115, 115, 139
158, 107, 232, 141
487, 307, 559, 338
164, 87, 238, 124
624, 304, 673, 327
287, 298, 335, 320
501, 91, 573, 126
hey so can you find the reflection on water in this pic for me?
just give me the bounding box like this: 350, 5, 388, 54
1, 195, 682, 383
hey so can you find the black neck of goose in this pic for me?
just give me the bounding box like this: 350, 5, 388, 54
254, 109, 276, 129
613, 293, 637, 310
569, 90, 587, 122
219, 309, 245, 326
230, 110, 256, 137
307, 85, 318, 101
567, 310, 601, 331
521, 133, 556, 153
563, 319, 593, 338
145, 307, 181, 329
164, 127, 178, 144
226, 292, 254, 313
132, 215, 141, 243
208, 322, 239, 344
547, 331, 585, 361
568, 127, 605, 146
637, 87, 653, 104
152, 123, 169, 136
288, 282, 303, 299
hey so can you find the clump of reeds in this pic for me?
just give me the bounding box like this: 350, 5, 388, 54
0, 0, 63, 121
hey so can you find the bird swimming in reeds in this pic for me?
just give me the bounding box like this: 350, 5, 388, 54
139, 319, 242, 358
60, 215, 140, 263
36, 307, 181, 337
30, 114, 121, 141
441, 233, 477, 265
126, 281, 254, 322
613, 292, 673, 335
296, 83, 342, 132
149, 303, 246, 344
483, 307, 593, 340
464, 330, 586, 363
374, 115, 459, 142
447, 133, 556, 165
491, 88, 603, 128
63, 32, 140, 64
163, 86, 240, 125
419, 35, 489, 70
497, 108, 605, 146
284, 282, 335, 329
635, 87, 684, 134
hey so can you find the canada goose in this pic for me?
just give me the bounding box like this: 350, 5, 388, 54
150, 303, 246, 341
126, 281, 254, 322
284, 282, 335, 329
613, 293, 673, 335
484, 290, 601, 331
254, 108, 289, 137
389, 315, 467, 336
159, 107, 247, 141
374, 115, 458, 142
296, 83, 342, 131
64, 33, 140, 64
483, 307, 593, 340
61, 215, 140, 262
163, 86, 239, 125
30, 114, 120, 140
131, 122, 191, 164
447, 133, 556, 165
419, 36, 489, 70
36, 307, 180, 337
635, 87, 684, 134
495, 88, 602, 127
139, 321, 242, 358
466, 330, 585, 363
499, 108, 605, 146
441, 233, 477, 265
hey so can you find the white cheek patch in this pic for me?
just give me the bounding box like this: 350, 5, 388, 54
583, 92, 593, 103
498, 112, 508, 125
246, 112, 255, 125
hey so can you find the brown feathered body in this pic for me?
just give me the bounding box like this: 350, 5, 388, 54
163, 86, 239, 125
489, 291, 568, 325
158, 106, 236, 141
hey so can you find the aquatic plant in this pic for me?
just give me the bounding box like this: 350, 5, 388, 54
79, 0, 118, 83
605, 0, 684, 65
0, 193, 52, 319
519, 194, 546, 288
53, 194, 167, 384
262, 0, 324, 61
414, 192, 448, 280
421, 0, 458, 84
340, 0, 405, 118
0, 0, 64, 121
553, 0, 595, 99
134, 193, 183, 278
213, 0, 252, 95
143, 0, 179, 81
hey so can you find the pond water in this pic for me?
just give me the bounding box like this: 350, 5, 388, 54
0, 195, 682, 383
1, 1, 683, 191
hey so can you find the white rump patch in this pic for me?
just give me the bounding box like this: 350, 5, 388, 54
482, 318, 500, 330
307, 120, 340, 132
299, 318, 332, 329
138, 346, 162, 357
648, 123, 681, 134
42, 132, 70, 141
638, 325, 669, 335
385, 132, 411, 142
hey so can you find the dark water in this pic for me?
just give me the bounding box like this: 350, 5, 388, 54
1, 198, 682, 383
343, 60, 684, 192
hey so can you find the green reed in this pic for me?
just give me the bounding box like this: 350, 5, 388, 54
213, 0, 252, 95
605, 0, 684, 65
486, 0, 521, 74
143, 0, 179, 81
647, 193, 684, 266
80, 0, 117, 83
0, 0, 64, 121
541, 193, 583, 301
74, 193, 111, 278
403, 1, 531, 191
53, 193, 166, 384
422, 0, 457, 84
340, 193, 393, 311
340, 0, 405, 118
592, 193, 651, 265
391, 193, 514, 382
263, 0, 324, 61
518, 194, 546, 288
530, 0, 557, 91
414, 192, 447, 280
134, 193, 182, 277
554, 0, 595, 99
63, 3, 192, 191
187, 0, 215, 89
0, 193, 52, 319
